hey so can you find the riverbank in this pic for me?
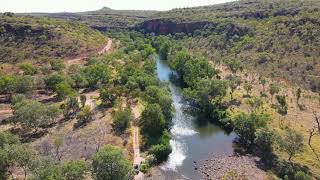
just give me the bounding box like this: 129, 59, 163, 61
197, 154, 267, 179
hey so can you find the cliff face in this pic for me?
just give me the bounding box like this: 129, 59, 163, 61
137, 19, 213, 35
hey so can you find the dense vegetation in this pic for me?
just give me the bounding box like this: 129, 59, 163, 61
0, 14, 106, 63
29, 0, 320, 91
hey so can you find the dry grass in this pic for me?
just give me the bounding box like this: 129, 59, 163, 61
218, 64, 320, 177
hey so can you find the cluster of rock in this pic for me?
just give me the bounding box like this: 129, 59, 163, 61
195, 154, 267, 180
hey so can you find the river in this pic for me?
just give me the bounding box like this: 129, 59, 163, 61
155, 55, 236, 179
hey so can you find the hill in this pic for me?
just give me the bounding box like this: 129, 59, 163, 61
24, 7, 158, 30
139, 0, 320, 92
0, 14, 106, 63
26, 0, 320, 91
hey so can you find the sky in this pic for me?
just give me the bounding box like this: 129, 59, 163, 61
1, 0, 235, 13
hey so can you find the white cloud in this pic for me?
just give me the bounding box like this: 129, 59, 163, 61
0, 0, 235, 13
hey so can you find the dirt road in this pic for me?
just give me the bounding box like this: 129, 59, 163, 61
132, 104, 145, 180
65, 39, 112, 69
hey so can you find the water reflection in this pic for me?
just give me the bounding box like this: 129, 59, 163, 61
155, 55, 236, 179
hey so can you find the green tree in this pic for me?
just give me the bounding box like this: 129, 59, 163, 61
233, 112, 270, 147
140, 104, 166, 138
269, 83, 280, 102
244, 82, 253, 97
113, 108, 133, 132
7, 144, 35, 179
296, 88, 302, 105
226, 75, 242, 100
29, 157, 64, 180
278, 128, 304, 161
44, 73, 73, 91
74, 106, 93, 128
294, 171, 311, 180
149, 130, 172, 162
83, 64, 110, 88
80, 95, 86, 108
260, 78, 268, 94
50, 59, 65, 71
12, 99, 54, 131
255, 128, 276, 159
225, 59, 242, 74
56, 81, 76, 100
100, 87, 120, 107
92, 145, 132, 180
0, 132, 20, 179
62, 96, 80, 119
19, 63, 37, 75
144, 86, 173, 122
276, 95, 288, 115
62, 160, 87, 180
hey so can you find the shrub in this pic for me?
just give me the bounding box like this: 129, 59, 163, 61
113, 108, 133, 132
19, 63, 37, 75
50, 59, 65, 71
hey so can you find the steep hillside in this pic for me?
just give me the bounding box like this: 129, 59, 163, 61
0, 15, 106, 63
141, 0, 320, 92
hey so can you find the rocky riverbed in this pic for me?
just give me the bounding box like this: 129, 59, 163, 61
196, 154, 267, 180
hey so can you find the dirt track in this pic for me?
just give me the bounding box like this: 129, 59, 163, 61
65, 39, 113, 69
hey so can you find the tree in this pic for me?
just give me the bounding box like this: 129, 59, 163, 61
255, 128, 276, 159
62, 160, 87, 180
80, 95, 86, 108
92, 145, 132, 180
7, 144, 35, 179
0, 132, 20, 179
278, 128, 304, 161
245, 96, 263, 113
233, 112, 270, 147
269, 83, 280, 102
260, 78, 267, 94
12, 99, 54, 131
44, 73, 73, 91
53, 135, 64, 161
140, 104, 166, 138
294, 171, 311, 180
19, 63, 37, 75
244, 82, 253, 97
74, 106, 93, 128
296, 88, 302, 105
276, 95, 288, 115
100, 87, 120, 107
113, 108, 133, 132
29, 157, 64, 180
226, 75, 242, 100
83, 64, 110, 88
46, 104, 61, 123
149, 130, 172, 162
50, 59, 65, 71
62, 96, 80, 119
225, 59, 242, 74
144, 86, 173, 122
56, 81, 76, 100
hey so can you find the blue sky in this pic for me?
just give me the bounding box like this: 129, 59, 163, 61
1, 0, 235, 13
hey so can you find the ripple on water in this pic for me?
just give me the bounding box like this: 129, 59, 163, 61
160, 140, 186, 171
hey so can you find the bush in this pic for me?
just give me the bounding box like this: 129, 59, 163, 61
233, 112, 270, 147
55, 81, 76, 100
74, 106, 93, 128
113, 108, 133, 132
149, 130, 172, 163
140, 104, 166, 138
50, 59, 65, 71
92, 145, 132, 180
19, 63, 37, 75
